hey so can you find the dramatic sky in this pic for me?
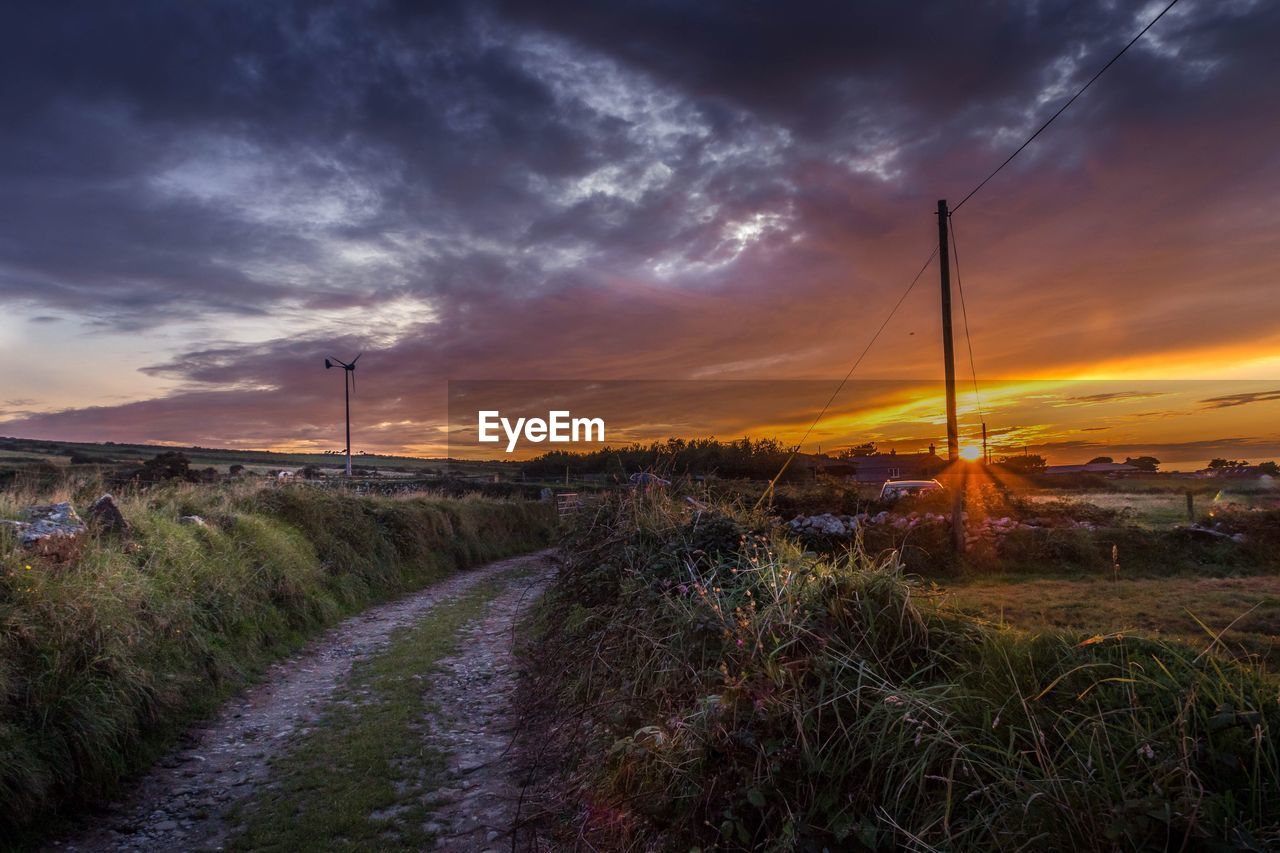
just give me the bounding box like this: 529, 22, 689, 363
2, 0, 1278, 462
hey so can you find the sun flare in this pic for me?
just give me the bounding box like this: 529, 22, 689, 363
959, 445, 983, 461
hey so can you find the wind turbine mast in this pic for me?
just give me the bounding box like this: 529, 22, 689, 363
324, 354, 362, 476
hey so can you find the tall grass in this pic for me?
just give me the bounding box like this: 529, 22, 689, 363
523, 490, 1280, 850
0, 480, 555, 835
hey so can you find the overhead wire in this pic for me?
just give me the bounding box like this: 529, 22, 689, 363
755, 0, 1183, 504
952, 0, 1182, 212
753, 246, 939, 509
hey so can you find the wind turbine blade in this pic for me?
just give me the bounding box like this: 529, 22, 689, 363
351, 352, 363, 365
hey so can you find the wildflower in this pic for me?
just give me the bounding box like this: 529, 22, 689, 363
25, 564, 32, 571
1137, 743, 1155, 760
884, 695, 905, 707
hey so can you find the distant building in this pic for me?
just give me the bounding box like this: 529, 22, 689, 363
807, 447, 945, 483
1042, 462, 1139, 476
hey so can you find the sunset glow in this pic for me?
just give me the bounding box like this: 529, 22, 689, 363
0, 2, 1275, 467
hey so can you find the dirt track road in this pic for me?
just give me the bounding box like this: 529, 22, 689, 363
51, 550, 557, 853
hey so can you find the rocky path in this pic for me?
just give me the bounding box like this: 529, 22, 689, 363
50, 550, 557, 853
417, 568, 551, 850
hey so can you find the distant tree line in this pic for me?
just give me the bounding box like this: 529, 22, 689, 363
1209, 458, 1279, 474
520, 437, 797, 481
994, 453, 1048, 474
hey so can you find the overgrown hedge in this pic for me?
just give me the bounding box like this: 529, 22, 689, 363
522, 491, 1280, 851
0, 484, 554, 835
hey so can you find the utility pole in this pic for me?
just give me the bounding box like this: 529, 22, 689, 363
938, 200, 960, 462
938, 199, 964, 553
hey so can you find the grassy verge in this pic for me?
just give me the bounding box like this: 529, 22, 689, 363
944, 575, 1280, 667
522, 490, 1280, 850
0, 480, 554, 837
230, 566, 529, 851
790, 487, 1280, 579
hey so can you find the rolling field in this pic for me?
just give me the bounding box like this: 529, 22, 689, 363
943, 575, 1280, 668
0, 435, 515, 478
1024, 486, 1278, 528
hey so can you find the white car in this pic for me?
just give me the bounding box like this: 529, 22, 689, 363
878, 479, 943, 501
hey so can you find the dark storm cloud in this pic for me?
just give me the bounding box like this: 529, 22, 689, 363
1199, 389, 1280, 410
0, 0, 1245, 325
0, 0, 673, 324
493, 0, 1263, 178
1, 0, 1278, 450
1061, 390, 1166, 405
1031, 436, 1276, 456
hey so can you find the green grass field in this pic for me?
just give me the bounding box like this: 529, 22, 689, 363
0, 435, 519, 478
943, 575, 1280, 667
1023, 487, 1278, 528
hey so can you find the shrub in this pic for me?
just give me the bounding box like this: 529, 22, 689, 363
521, 491, 1280, 851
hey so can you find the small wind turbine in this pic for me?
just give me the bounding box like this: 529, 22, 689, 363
324, 354, 362, 476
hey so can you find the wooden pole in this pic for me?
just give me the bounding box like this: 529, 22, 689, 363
938, 200, 960, 462
938, 200, 964, 553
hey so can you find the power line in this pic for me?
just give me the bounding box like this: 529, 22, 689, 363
757, 0, 1182, 500
947, 214, 984, 422
952, 0, 1182, 212
754, 246, 939, 509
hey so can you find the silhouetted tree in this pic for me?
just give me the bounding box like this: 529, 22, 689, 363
521, 437, 794, 481
836, 442, 878, 459
996, 454, 1047, 474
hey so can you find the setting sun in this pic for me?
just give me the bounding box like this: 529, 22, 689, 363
959, 445, 983, 461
